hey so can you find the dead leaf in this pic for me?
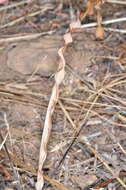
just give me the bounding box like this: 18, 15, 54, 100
0, 165, 11, 180
71, 174, 97, 189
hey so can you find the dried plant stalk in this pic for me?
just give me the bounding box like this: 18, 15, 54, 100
95, 0, 104, 38
36, 33, 72, 190
0, 132, 8, 151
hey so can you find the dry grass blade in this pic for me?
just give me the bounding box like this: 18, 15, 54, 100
70, 157, 95, 168
0, 132, 22, 189
117, 143, 126, 156
54, 74, 109, 168
0, 31, 55, 43
56, 92, 100, 169
0, 4, 54, 29
81, 107, 126, 128
61, 97, 126, 110
106, 0, 126, 5
81, 17, 126, 28
58, 100, 77, 130
36, 33, 72, 190
0, 132, 8, 151
81, 138, 126, 189
0, 150, 72, 190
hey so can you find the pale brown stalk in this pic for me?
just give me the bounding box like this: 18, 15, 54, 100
36, 33, 72, 190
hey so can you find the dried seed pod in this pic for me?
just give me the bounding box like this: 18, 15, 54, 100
96, 25, 104, 39
87, 0, 95, 15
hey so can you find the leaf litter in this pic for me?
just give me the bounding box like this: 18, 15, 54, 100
0, 0, 126, 190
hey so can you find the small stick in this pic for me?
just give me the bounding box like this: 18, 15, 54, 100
0, 30, 55, 43
81, 17, 126, 28
106, 0, 126, 5
0, 132, 8, 151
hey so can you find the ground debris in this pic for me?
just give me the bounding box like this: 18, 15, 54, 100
0, 0, 126, 190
